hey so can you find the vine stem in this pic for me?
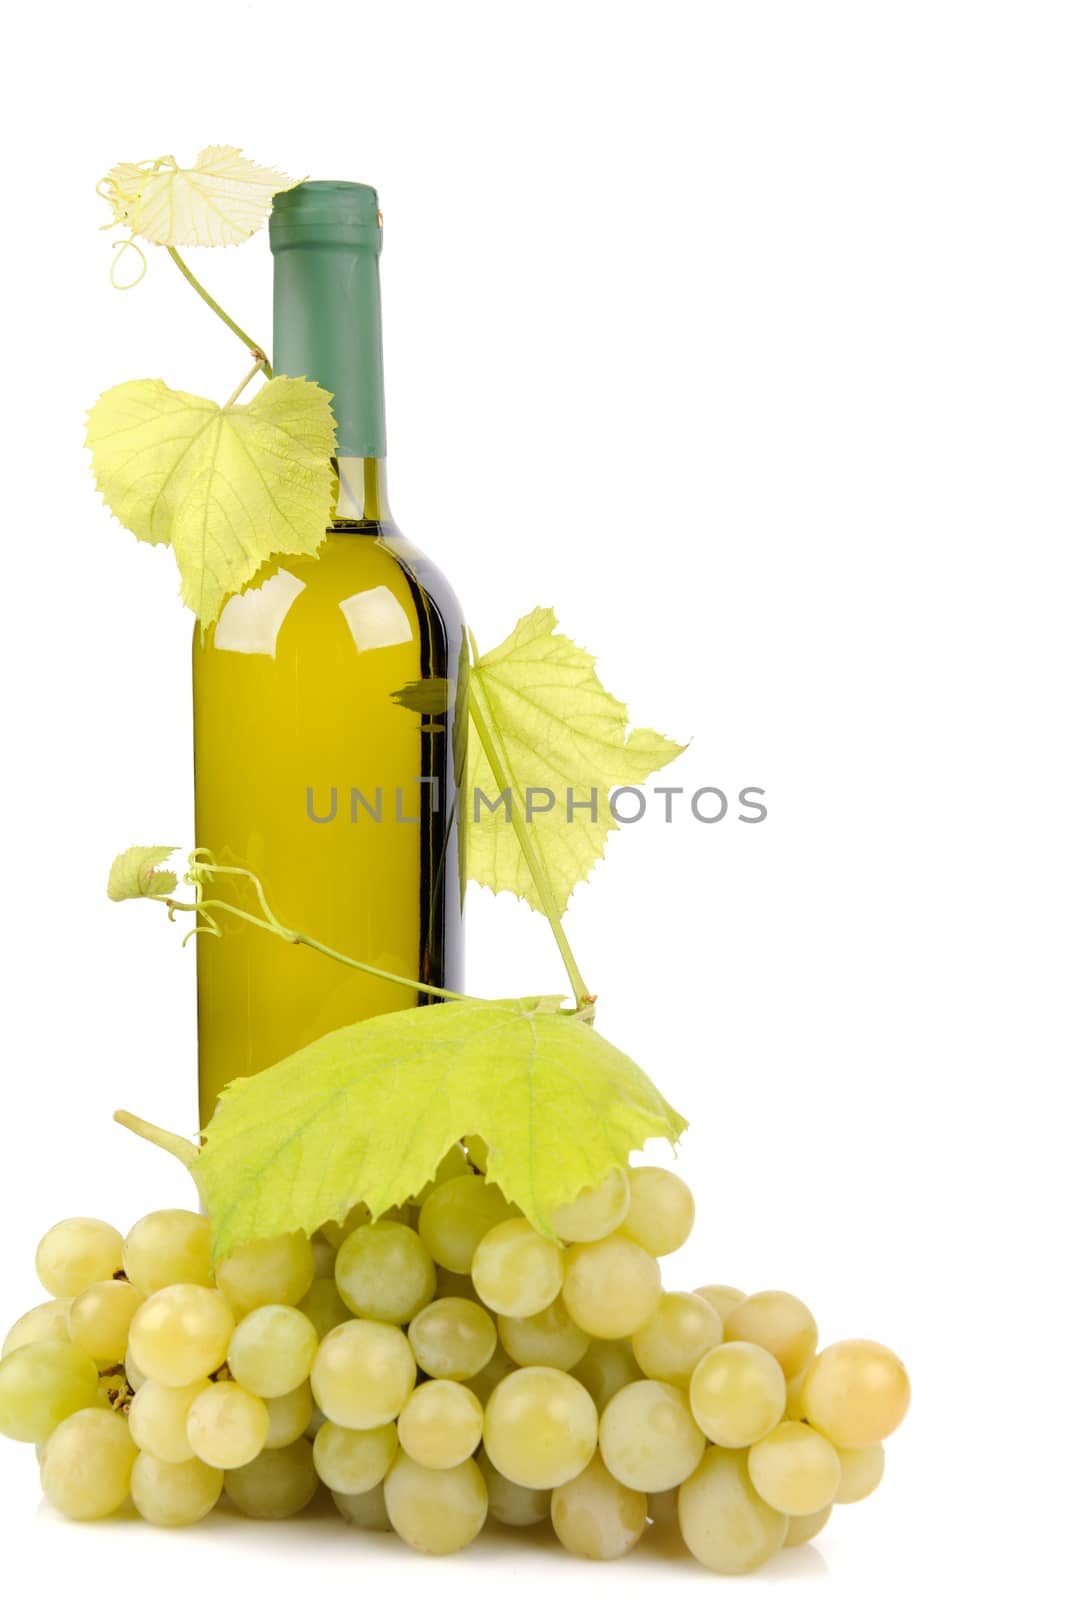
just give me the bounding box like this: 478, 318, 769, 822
113, 1110, 200, 1171
292, 933, 472, 1003
467, 639, 595, 1014
163, 861, 478, 1004
166, 247, 274, 377
223, 360, 264, 408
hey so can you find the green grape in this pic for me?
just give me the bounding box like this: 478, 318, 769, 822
462, 1342, 518, 1406
0, 1339, 99, 1443
570, 1339, 644, 1411
471, 1219, 563, 1318
414, 1145, 472, 1204
785, 1504, 833, 1546
311, 1236, 337, 1279
264, 1383, 313, 1449
122, 1210, 213, 1294
313, 1419, 398, 1493
398, 1379, 482, 1469
228, 1304, 318, 1398
483, 1366, 598, 1490
35, 1219, 124, 1299
442, 1140, 477, 1180
335, 1221, 436, 1325
69, 1279, 144, 1364
384, 1449, 488, 1555
689, 1341, 786, 1448
128, 1285, 234, 1387
333, 1480, 392, 1531
297, 1277, 349, 1340
786, 1367, 810, 1419
678, 1448, 788, 1573
550, 1168, 630, 1243
620, 1167, 695, 1257
724, 1291, 818, 1380
550, 1452, 647, 1560
478, 1448, 551, 1526
41, 1408, 137, 1520
408, 1296, 497, 1380
599, 1379, 705, 1492
128, 1378, 208, 1463
694, 1285, 746, 1322
305, 1404, 326, 1440
122, 1346, 147, 1392
498, 1296, 590, 1371
215, 1233, 315, 1316
800, 1340, 911, 1448
417, 1175, 517, 1274
131, 1452, 223, 1526
647, 1487, 679, 1524
747, 1420, 841, 1515
632, 1290, 722, 1386
224, 1438, 318, 1518
562, 1236, 661, 1339
311, 1320, 415, 1428
3, 1299, 72, 1358
320, 1203, 371, 1250
834, 1441, 886, 1503
186, 1380, 269, 1469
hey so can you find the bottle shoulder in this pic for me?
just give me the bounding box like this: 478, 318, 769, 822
196, 525, 463, 661
374, 524, 464, 637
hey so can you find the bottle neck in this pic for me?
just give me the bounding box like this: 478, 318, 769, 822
335, 457, 392, 524
272, 237, 387, 462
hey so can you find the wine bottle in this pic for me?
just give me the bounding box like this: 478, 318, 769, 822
192, 181, 464, 1126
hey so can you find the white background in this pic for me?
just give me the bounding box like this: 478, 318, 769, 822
0, 0, 1061, 1593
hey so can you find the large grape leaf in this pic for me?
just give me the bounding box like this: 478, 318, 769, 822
99, 147, 298, 247
86, 376, 337, 625
106, 846, 178, 902
468, 609, 686, 913
195, 997, 686, 1259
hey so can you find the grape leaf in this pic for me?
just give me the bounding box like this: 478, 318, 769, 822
195, 996, 686, 1259
107, 846, 178, 901
86, 376, 337, 625
99, 147, 298, 247
468, 608, 686, 913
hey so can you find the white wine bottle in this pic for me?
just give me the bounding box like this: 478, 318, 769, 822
192, 181, 464, 1124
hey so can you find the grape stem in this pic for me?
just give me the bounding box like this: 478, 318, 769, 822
166, 247, 274, 378
467, 635, 595, 1018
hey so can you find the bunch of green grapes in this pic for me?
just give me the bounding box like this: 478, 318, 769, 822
0, 1147, 909, 1571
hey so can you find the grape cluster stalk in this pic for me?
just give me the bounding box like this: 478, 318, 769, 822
0, 1152, 909, 1570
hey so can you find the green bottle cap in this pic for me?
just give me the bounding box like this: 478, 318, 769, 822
270, 181, 386, 458
269, 179, 383, 251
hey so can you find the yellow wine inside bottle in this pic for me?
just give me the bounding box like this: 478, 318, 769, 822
192, 184, 463, 1125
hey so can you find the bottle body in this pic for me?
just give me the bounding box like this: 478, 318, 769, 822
193, 179, 464, 1125
193, 518, 464, 1127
